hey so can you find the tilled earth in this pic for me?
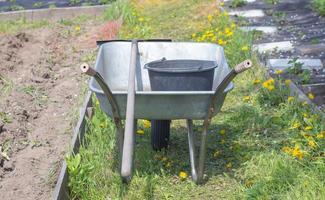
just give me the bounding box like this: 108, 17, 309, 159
0, 19, 121, 200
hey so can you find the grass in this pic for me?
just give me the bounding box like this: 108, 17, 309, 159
312, 0, 325, 16
66, 0, 325, 199
0, 18, 49, 34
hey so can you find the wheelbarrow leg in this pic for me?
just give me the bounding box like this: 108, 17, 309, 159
187, 119, 208, 184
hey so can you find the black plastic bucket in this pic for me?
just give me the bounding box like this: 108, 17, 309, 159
144, 58, 218, 91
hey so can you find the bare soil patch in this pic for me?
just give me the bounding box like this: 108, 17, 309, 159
0, 19, 118, 200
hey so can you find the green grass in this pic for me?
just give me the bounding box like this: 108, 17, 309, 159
67, 0, 325, 199
312, 0, 325, 16
0, 18, 49, 34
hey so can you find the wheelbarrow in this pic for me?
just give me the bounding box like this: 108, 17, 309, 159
81, 39, 252, 184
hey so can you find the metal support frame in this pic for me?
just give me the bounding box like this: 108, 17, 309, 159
186, 59, 253, 184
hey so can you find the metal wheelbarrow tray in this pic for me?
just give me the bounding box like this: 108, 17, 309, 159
83, 40, 252, 184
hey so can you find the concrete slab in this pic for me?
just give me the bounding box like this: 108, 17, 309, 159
240, 26, 277, 34
0, 5, 109, 21
253, 41, 293, 53
229, 9, 265, 18
267, 59, 323, 70
297, 44, 325, 55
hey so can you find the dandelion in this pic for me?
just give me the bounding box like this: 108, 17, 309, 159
143, 120, 151, 129
191, 33, 196, 39
304, 126, 313, 131
308, 93, 315, 100
241, 46, 249, 51
302, 101, 308, 106
74, 26, 81, 31
220, 129, 226, 135
226, 31, 233, 37
231, 22, 236, 28
95, 100, 100, 106
179, 171, 188, 180
287, 96, 294, 102
218, 39, 224, 45
282, 146, 292, 154
275, 69, 283, 75
137, 130, 145, 135
213, 150, 221, 158
316, 132, 324, 139
253, 79, 261, 84
207, 14, 213, 22
308, 140, 316, 148
289, 122, 301, 129
303, 113, 309, 118
285, 79, 292, 86
262, 78, 275, 91
292, 145, 303, 160
226, 162, 232, 169
243, 96, 250, 102
138, 17, 144, 22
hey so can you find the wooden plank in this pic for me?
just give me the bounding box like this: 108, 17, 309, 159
53, 91, 93, 200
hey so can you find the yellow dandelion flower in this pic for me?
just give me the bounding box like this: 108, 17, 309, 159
179, 171, 188, 180
74, 26, 81, 31
226, 31, 233, 37
253, 79, 261, 84
304, 126, 313, 131
226, 162, 232, 169
308, 93, 315, 100
243, 96, 251, 102
262, 78, 275, 89
143, 120, 151, 129
292, 145, 303, 160
220, 129, 226, 135
207, 14, 213, 22
287, 96, 294, 102
138, 17, 144, 22
241, 46, 249, 51
303, 113, 309, 118
191, 33, 196, 39
218, 39, 224, 45
308, 140, 316, 148
137, 130, 145, 135
285, 79, 292, 86
231, 23, 236, 28
267, 85, 275, 91
213, 150, 221, 158
282, 146, 292, 154
275, 69, 283, 75
95, 100, 100, 106
289, 122, 301, 129
316, 133, 324, 139
302, 101, 308, 106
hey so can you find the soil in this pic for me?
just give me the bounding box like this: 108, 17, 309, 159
0, 19, 121, 200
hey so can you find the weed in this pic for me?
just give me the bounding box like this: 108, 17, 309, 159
0, 18, 49, 34
20, 85, 48, 106
287, 58, 311, 84
312, 0, 325, 16
265, 0, 279, 4
311, 38, 320, 44
69, 0, 81, 6
230, 0, 247, 8
0, 75, 13, 100
32, 2, 44, 8
48, 3, 57, 9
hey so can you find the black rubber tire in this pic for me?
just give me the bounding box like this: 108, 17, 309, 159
151, 120, 171, 151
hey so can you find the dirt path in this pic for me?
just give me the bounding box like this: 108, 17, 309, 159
0, 20, 119, 199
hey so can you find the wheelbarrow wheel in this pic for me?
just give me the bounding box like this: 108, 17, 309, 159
151, 120, 171, 151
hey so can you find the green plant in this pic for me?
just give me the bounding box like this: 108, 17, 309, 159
8, 5, 25, 11
287, 58, 311, 84
0, 75, 13, 99
69, 0, 81, 6
230, 0, 247, 8
272, 11, 286, 24
33, 2, 43, 8
48, 3, 57, 8
20, 85, 48, 106
312, 0, 325, 16
311, 38, 320, 44
265, 0, 279, 4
